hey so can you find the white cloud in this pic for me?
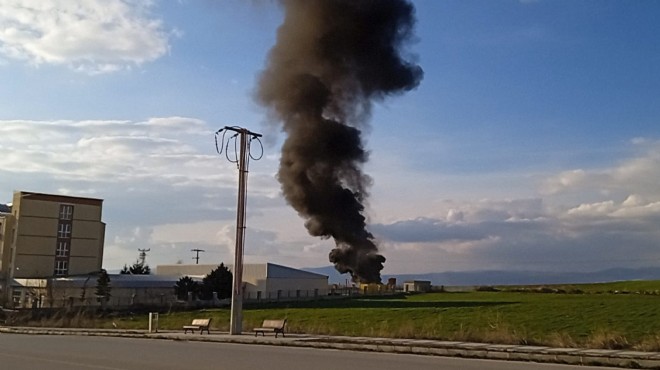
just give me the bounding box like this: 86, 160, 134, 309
610, 200, 660, 219
0, 117, 225, 184
370, 142, 660, 273
566, 201, 616, 217
143, 117, 208, 133
0, 119, 266, 203
542, 140, 660, 200
621, 194, 646, 207
541, 169, 589, 194
0, 0, 171, 74
446, 209, 464, 222
374, 195, 660, 273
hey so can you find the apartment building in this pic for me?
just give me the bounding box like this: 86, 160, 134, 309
0, 191, 106, 306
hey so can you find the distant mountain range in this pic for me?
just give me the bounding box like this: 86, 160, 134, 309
301, 266, 660, 286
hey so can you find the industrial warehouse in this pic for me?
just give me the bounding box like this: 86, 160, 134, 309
156, 263, 329, 301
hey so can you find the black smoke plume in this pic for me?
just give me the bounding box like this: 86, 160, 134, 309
256, 0, 423, 283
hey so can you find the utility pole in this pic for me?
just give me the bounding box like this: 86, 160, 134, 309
191, 249, 205, 264
138, 248, 150, 265
215, 126, 263, 335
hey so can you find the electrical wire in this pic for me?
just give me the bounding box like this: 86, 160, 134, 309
215, 128, 241, 166
249, 136, 264, 161
215, 126, 264, 169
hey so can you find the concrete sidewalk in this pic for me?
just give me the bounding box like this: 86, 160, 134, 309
2, 326, 660, 369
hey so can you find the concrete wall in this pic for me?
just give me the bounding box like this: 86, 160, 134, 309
10, 278, 178, 309
257, 277, 327, 300
0, 215, 14, 280
68, 257, 103, 275
14, 255, 53, 278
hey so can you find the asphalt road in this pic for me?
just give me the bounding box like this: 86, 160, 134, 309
0, 334, 621, 370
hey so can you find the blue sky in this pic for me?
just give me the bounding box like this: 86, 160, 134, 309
1, 0, 660, 276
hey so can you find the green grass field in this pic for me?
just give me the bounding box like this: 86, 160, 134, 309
23, 280, 660, 351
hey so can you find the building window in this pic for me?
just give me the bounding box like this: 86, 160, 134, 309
56, 241, 69, 257
12, 289, 23, 307
59, 204, 74, 220
57, 223, 71, 238
54, 260, 68, 276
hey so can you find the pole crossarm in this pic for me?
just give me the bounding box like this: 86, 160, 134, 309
218, 126, 263, 139
191, 249, 205, 264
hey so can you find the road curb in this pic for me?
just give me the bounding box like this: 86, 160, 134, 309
2, 327, 660, 369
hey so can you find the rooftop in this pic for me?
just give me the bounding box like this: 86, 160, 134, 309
15, 191, 103, 206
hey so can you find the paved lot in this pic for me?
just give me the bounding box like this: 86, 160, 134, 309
2, 326, 660, 368
0, 333, 623, 370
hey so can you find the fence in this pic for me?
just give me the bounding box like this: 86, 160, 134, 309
7, 285, 405, 310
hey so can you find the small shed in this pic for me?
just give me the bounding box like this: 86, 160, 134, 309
403, 280, 432, 293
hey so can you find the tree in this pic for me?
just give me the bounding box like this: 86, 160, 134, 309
120, 261, 151, 275
95, 269, 111, 304
80, 274, 93, 302
200, 263, 232, 300
174, 276, 200, 301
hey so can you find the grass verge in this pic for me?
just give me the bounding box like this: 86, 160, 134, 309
10, 280, 660, 351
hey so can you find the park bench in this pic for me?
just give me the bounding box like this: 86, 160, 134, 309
253, 319, 287, 338
183, 318, 212, 334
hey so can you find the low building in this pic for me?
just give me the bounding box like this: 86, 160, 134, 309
403, 280, 432, 293
9, 274, 183, 309
358, 283, 395, 294
156, 263, 329, 300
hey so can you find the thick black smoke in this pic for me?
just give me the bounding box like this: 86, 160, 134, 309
256, 0, 423, 283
